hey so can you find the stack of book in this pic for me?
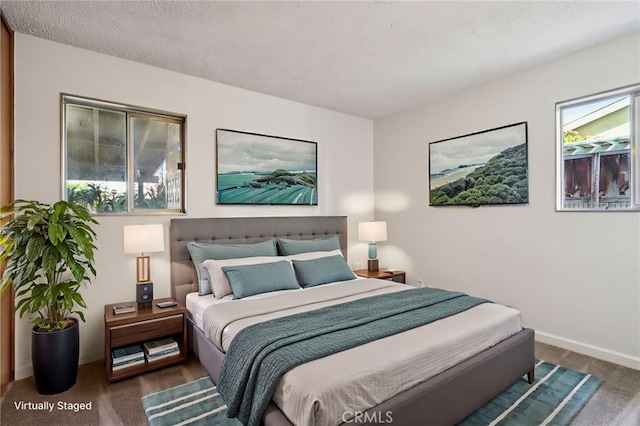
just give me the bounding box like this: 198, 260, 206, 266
113, 304, 135, 315
143, 337, 180, 362
112, 344, 144, 371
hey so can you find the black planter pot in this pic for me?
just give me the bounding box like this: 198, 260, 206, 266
31, 319, 79, 395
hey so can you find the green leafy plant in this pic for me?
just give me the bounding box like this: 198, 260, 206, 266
563, 130, 588, 143
0, 200, 98, 331
67, 182, 167, 212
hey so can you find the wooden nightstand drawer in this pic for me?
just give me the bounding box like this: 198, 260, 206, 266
110, 314, 183, 347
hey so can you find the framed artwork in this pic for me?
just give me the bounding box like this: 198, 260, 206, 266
216, 129, 318, 205
429, 122, 528, 207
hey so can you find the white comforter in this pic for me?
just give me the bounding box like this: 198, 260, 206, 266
197, 279, 522, 426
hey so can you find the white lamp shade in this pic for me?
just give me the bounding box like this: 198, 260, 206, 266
124, 224, 165, 254
358, 221, 387, 242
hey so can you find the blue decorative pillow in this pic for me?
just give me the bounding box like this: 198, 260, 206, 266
292, 255, 357, 288
277, 235, 341, 255
187, 239, 277, 295
222, 261, 300, 299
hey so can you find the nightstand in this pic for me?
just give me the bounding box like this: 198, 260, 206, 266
354, 268, 406, 284
104, 298, 188, 383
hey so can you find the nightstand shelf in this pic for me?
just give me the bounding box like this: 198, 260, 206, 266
104, 298, 188, 383
354, 268, 406, 284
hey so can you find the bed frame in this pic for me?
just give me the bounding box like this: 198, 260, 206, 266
170, 216, 535, 426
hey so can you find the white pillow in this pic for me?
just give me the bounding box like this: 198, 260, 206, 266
284, 249, 343, 262
203, 256, 283, 299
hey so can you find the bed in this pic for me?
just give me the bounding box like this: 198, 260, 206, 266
170, 216, 535, 426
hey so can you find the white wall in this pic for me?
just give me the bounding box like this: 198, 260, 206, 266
374, 32, 640, 369
12, 34, 375, 379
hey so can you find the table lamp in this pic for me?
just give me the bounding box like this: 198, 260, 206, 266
124, 224, 164, 308
358, 221, 387, 272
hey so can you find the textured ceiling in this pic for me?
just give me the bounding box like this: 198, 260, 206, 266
2, 1, 639, 120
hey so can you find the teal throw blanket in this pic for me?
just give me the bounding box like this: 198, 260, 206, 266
218, 287, 490, 426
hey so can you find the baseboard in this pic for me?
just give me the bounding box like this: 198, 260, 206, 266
14, 366, 32, 381
536, 331, 640, 371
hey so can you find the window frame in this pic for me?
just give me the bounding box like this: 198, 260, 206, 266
555, 84, 640, 212
61, 94, 187, 215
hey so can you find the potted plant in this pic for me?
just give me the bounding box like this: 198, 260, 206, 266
0, 199, 98, 394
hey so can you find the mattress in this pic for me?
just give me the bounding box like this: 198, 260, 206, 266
189, 279, 522, 426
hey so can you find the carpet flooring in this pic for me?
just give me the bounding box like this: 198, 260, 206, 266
1, 342, 638, 425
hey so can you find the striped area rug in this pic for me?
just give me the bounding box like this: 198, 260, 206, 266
142, 360, 601, 426
460, 360, 602, 425
142, 377, 240, 426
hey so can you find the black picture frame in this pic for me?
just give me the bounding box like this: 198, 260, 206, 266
216, 129, 318, 205
428, 122, 529, 207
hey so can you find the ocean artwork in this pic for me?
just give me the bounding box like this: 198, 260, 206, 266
216, 129, 318, 205
429, 122, 528, 207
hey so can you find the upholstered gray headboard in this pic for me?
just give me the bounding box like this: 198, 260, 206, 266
170, 216, 348, 305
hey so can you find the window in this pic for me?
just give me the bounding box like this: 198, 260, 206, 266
63, 95, 185, 214
556, 84, 639, 211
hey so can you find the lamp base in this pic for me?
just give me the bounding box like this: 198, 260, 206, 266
136, 282, 153, 309
367, 259, 379, 272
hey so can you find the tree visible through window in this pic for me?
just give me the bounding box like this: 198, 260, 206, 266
63, 96, 185, 214
557, 85, 639, 211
